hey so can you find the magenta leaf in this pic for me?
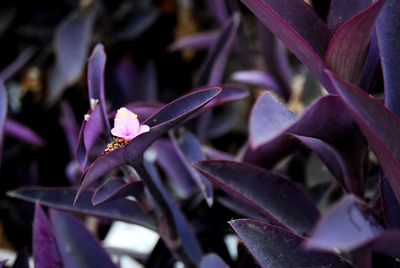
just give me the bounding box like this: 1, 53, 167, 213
241, 0, 332, 90
8, 187, 156, 230
307, 195, 383, 252
195, 160, 319, 236
33, 204, 62, 268
4, 119, 45, 146
77, 87, 221, 196
325, 0, 384, 84
376, 0, 400, 115
92, 177, 144, 206
200, 253, 230, 268
327, 70, 400, 204
230, 219, 351, 268
196, 13, 240, 86
49, 209, 116, 268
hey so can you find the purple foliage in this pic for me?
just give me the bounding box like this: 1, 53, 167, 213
1, 1, 399, 267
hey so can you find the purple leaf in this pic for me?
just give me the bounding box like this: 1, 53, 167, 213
77, 87, 221, 196
196, 13, 240, 86
168, 32, 218, 52
244, 94, 358, 168
230, 70, 279, 92
114, 58, 158, 103
258, 25, 292, 100
200, 253, 230, 268
307, 195, 383, 252
200, 85, 249, 110
230, 219, 351, 268
172, 131, 213, 206
208, 0, 230, 26
249, 92, 296, 149
48, 8, 96, 104
0, 260, 6, 268
325, 0, 384, 84
359, 32, 380, 91
92, 177, 144, 206
76, 105, 104, 170
88, 44, 110, 131
154, 140, 198, 198
4, 119, 45, 146
327, 0, 372, 31
138, 160, 203, 265
327, 70, 400, 204
49, 209, 116, 268
195, 160, 319, 236
60, 101, 80, 156
293, 134, 367, 197
369, 230, 400, 258
123, 102, 163, 121
8, 187, 156, 230
0, 79, 6, 165
0, 46, 37, 82
33, 203, 62, 268
241, 0, 332, 90
376, 0, 400, 115
114, 9, 159, 40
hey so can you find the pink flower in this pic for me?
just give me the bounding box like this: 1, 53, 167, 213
111, 107, 150, 141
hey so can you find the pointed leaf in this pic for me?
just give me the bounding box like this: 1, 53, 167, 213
154, 140, 197, 197
88, 44, 110, 131
49, 8, 95, 104
249, 91, 296, 149
325, 0, 384, 84
0, 46, 37, 82
230, 219, 351, 268
241, 0, 332, 89
92, 178, 144, 206
60, 101, 80, 156
293, 134, 367, 196
195, 160, 319, 236
376, 0, 400, 115
169, 32, 217, 51
231, 70, 279, 92
196, 13, 240, 86
33, 204, 62, 268
258, 25, 292, 99
49, 209, 116, 268
8, 187, 156, 230
4, 119, 45, 146
244, 94, 358, 168
327, 70, 400, 204
173, 131, 213, 205
78, 87, 221, 195
76, 105, 104, 170
307, 195, 383, 252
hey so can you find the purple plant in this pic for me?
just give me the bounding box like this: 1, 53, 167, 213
1, 0, 400, 267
